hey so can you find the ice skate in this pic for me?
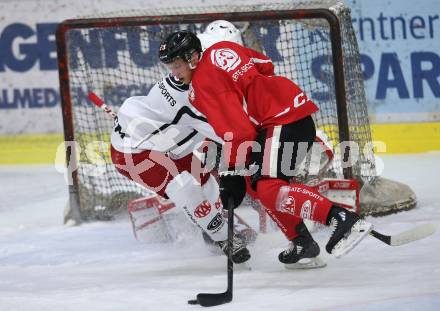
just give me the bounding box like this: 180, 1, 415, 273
216, 234, 251, 264
279, 222, 326, 269
326, 206, 373, 258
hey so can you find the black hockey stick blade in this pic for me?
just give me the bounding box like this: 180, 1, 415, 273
369, 230, 391, 245
369, 223, 436, 246
188, 292, 232, 307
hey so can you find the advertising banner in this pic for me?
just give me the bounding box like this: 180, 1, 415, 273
346, 0, 439, 123
0, 0, 438, 151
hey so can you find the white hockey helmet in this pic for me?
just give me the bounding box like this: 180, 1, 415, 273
197, 20, 243, 50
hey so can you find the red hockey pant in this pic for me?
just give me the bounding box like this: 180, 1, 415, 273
110, 146, 209, 198
251, 117, 333, 240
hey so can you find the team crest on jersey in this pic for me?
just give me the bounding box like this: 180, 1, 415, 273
280, 195, 296, 215
210, 48, 241, 72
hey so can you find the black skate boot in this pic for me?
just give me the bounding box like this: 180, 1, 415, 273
326, 206, 373, 258
279, 222, 326, 269
202, 213, 257, 246
217, 234, 251, 264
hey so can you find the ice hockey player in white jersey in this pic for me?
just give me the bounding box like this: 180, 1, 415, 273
110, 20, 251, 264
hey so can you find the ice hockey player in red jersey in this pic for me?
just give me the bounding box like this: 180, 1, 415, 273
110, 21, 252, 264
158, 28, 373, 263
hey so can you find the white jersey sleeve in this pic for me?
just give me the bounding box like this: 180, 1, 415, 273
111, 74, 222, 157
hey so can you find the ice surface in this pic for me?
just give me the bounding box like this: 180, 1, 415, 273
1, 153, 439, 310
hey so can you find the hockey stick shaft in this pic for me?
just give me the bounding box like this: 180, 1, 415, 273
369, 223, 436, 246
226, 196, 234, 294
88, 92, 117, 119
188, 196, 234, 307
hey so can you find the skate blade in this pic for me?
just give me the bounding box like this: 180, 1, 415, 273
332, 221, 373, 258
284, 257, 327, 270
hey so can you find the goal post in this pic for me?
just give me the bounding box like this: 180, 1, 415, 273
56, 1, 416, 224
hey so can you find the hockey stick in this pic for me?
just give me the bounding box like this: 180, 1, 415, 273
188, 196, 234, 307
88, 92, 117, 118
369, 223, 436, 246
310, 179, 436, 247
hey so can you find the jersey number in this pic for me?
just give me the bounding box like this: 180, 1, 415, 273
113, 117, 126, 139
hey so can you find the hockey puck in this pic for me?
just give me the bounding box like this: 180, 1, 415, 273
188, 299, 198, 305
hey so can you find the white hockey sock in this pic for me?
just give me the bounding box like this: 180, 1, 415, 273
201, 175, 221, 206
165, 171, 227, 242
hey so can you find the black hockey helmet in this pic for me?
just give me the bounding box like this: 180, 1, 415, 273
158, 30, 202, 64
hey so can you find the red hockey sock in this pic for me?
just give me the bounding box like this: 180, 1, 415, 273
256, 179, 303, 240
256, 178, 333, 240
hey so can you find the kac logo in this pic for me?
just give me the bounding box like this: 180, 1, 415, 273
279, 195, 296, 215
210, 48, 241, 72
194, 201, 211, 218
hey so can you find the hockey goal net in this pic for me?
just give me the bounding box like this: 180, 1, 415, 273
56, 0, 416, 223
